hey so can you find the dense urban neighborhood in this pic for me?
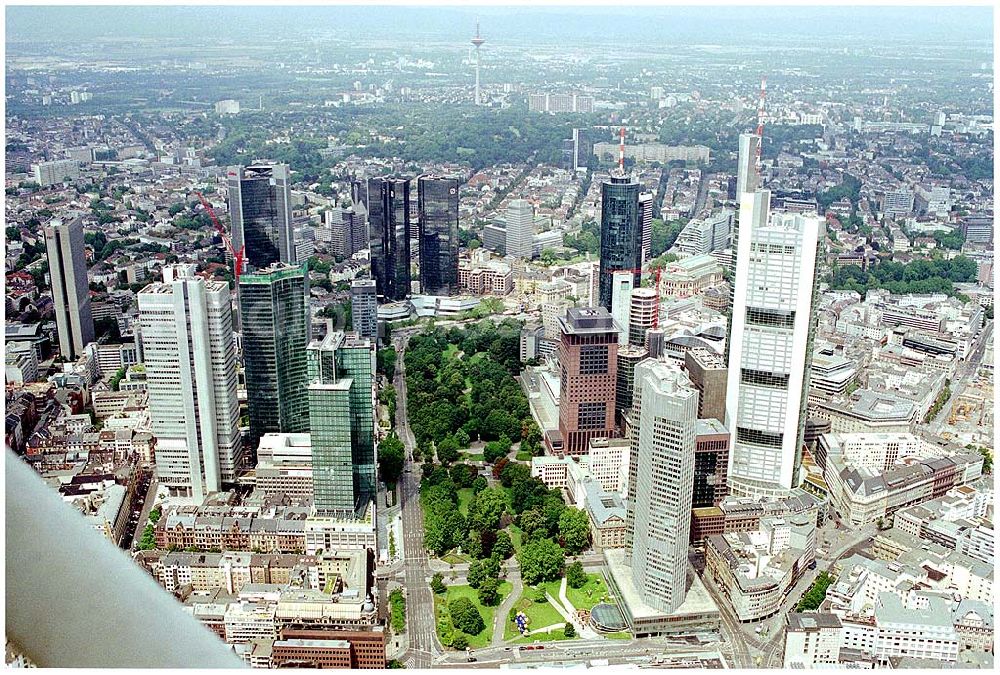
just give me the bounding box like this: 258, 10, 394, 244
3, 5, 995, 671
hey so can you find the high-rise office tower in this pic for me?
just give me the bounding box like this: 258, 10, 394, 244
138, 267, 243, 503
628, 288, 657, 348
645, 327, 666, 359
505, 199, 534, 260
627, 359, 698, 613
368, 177, 411, 302
307, 361, 354, 514
326, 207, 367, 259
726, 190, 823, 498
610, 270, 634, 346
638, 192, 653, 265
615, 345, 648, 425
44, 216, 94, 360
417, 175, 460, 296
693, 419, 730, 508
228, 164, 295, 271
351, 279, 378, 341
572, 128, 593, 171
238, 263, 310, 452
557, 307, 619, 457
307, 332, 377, 514
350, 179, 368, 221
598, 175, 642, 310
727, 134, 764, 361
736, 133, 760, 199
684, 347, 727, 423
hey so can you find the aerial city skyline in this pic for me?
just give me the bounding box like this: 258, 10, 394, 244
3, 3, 994, 670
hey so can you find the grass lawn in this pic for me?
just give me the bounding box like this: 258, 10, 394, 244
435, 582, 513, 649
604, 631, 631, 640
442, 344, 460, 361
461, 451, 485, 462
441, 552, 472, 565
539, 579, 562, 599
503, 589, 567, 640
539, 573, 609, 612
457, 488, 475, 516
512, 629, 576, 644
564, 573, 609, 611
515, 450, 533, 461
508, 525, 524, 551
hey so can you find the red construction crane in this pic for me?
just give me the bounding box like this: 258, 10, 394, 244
195, 191, 245, 285
754, 76, 767, 179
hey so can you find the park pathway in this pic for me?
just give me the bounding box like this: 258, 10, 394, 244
492, 560, 523, 646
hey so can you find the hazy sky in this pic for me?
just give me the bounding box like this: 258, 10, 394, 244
5, 5, 994, 46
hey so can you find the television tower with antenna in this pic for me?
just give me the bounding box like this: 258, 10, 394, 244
471, 20, 486, 105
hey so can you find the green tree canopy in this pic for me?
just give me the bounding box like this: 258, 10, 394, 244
468, 486, 508, 532
449, 597, 485, 635
492, 531, 514, 560
379, 433, 405, 484
558, 508, 591, 554
517, 537, 566, 585
566, 561, 587, 589
478, 577, 501, 607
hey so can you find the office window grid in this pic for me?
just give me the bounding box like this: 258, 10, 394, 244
579, 345, 610, 375
740, 368, 791, 388
745, 307, 797, 328
577, 401, 607, 430
736, 426, 784, 448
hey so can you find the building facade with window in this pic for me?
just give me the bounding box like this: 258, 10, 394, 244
556, 307, 620, 457
239, 263, 310, 451
725, 190, 823, 498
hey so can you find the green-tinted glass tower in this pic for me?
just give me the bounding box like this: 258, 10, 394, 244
307, 332, 376, 516
239, 263, 310, 453
308, 378, 355, 515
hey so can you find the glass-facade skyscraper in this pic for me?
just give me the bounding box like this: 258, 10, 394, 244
368, 177, 411, 302
598, 174, 642, 310
417, 175, 460, 296
239, 262, 310, 453
228, 164, 295, 272
307, 332, 376, 516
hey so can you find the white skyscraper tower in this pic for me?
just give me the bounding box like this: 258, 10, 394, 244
610, 270, 634, 346
471, 21, 486, 105
725, 190, 823, 498
627, 359, 698, 614
736, 133, 760, 198
505, 199, 534, 259
138, 266, 243, 503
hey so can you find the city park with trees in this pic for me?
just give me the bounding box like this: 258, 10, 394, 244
395, 319, 614, 649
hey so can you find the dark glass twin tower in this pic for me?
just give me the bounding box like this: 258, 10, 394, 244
368, 175, 460, 301
227, 164, 295, 272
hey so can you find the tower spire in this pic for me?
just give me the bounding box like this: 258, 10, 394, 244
470, 20, 486, 105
